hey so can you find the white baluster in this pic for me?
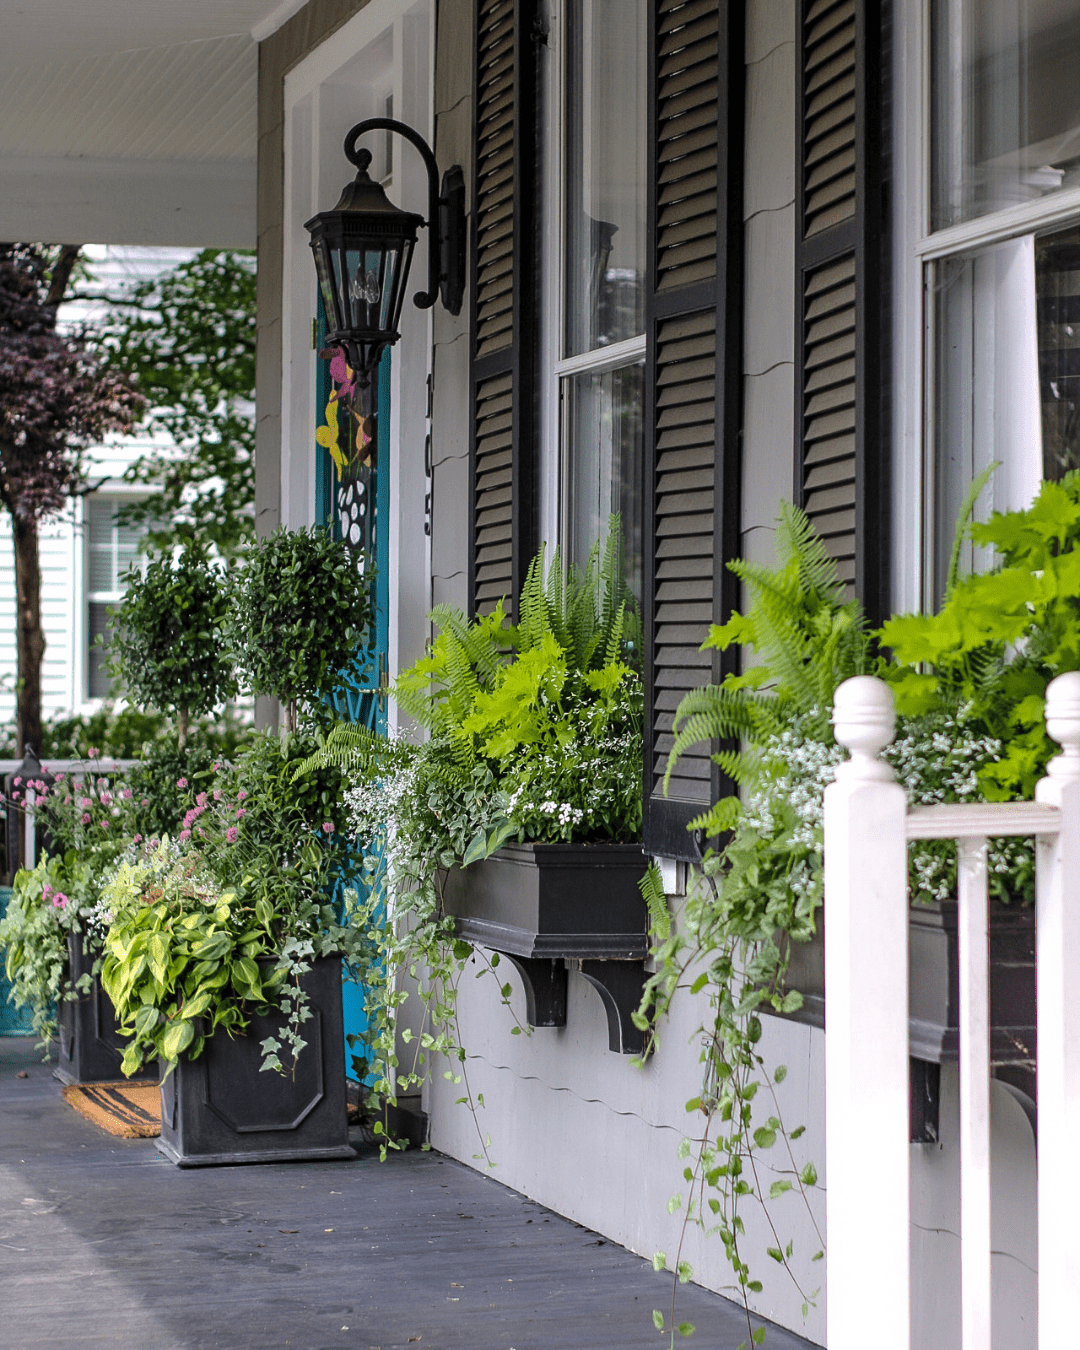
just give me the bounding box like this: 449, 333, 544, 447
1035, 670, 1080, 1346
825, 676, 910, 1350
956, 835, 992, 1350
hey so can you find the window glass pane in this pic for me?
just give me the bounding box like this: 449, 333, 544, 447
932, 0, 1080, 230
87, 497, 116, 593
931, 223, 1080, 595
563, 361, 645, 604
564, 0, 647, 356
87, 602, 114, 700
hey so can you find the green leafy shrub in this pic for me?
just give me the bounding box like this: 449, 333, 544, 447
109, 540, 236, 746
0, 854, 92, 1049
225, 526, 374, 731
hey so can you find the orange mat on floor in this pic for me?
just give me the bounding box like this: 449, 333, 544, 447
61, 1081, 161, 1138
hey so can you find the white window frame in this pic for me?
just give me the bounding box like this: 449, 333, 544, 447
538, 0, 647, 559
892, 1, 1080, 613
80, 488, 148, 706
282, 0, 434, 722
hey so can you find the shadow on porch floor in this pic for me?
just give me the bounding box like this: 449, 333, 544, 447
0, 1037, 817, 1350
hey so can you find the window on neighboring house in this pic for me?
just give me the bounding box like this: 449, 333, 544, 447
913, 0, 1080, 601
86, 497, 145, 699
557, 0, 647, 602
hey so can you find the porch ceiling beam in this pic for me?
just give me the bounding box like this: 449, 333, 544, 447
0, 156, 255, 249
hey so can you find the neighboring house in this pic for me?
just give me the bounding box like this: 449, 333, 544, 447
0, 247, 194, 724
3, 1, 1076, 1345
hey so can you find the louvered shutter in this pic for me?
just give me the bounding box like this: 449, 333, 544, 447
468, 0, 539, 616
795, 0, 887, 618
642, 0, 744, 860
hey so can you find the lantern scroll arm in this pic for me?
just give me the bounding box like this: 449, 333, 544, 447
343, 118, 461, 314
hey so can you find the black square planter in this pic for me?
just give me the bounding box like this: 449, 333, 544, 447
55, 933, 158, 1086
156, 954, 354, 1168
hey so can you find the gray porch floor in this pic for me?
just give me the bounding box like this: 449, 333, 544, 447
1, 1036, 817, 1350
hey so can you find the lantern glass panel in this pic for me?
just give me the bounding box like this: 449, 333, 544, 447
314, 241, 339, 329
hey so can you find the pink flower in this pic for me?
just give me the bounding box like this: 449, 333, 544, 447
197, 827, 205, 837
213, 789, 222, 801
99, 819, 110, 830
235, 807, 246, 819
196, 792, 207, 807
64, 794, 72, 804
179, 829, 192, 842
321, 821, 335, 834
141, 798, 150, 806
13, 776, 21, 786
133, 834, 142, 844
54, 772, 65, 782
212, 761, 221, 772
176, 777, 188, 789
88, 747, 100, 758
237, 790, 248, 801
150, 838, 159, 849
52, 894, 67, 909
225, 826, 239, 843
43, 883, 52, 897
182, 809, 197, 829
100, 791, 113, 806
79, 798, 92, 809
121, 787, 132, 800
80, 813, 91, 825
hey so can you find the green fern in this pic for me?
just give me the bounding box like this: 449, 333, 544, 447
665, 501, 871, 797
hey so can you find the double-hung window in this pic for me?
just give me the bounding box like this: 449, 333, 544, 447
553, 0, 647, 600
898, 1, 1080, 603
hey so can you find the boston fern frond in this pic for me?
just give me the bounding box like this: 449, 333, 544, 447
665, 501, 871, 796
289, 722, 394, 780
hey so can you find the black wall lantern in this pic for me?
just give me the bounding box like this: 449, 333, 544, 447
305, 118, 465, 547
305, 118, 465, 378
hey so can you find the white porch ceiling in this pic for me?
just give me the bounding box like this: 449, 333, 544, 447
0, 1, 304, 247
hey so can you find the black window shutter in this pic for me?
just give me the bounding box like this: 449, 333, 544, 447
642, 0, 745, 860
469, 0, 539, 617
795, 0, 887, 621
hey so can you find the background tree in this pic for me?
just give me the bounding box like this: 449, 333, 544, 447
109, 541, 236, 748
91, 249, 256, 557
0, 243, 142, 752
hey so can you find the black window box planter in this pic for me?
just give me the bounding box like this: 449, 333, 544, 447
156, 954, 355, 1168
55, 933, 157, 1086
442, 842, 650, 1053
767, 899, 1036, 1139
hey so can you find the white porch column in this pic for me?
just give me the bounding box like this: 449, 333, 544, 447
824, 676, 910, 1350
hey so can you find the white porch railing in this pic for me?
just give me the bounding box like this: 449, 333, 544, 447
824, 672, 1080, 1350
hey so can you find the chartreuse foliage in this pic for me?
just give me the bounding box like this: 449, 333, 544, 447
880, 471, 1080, 800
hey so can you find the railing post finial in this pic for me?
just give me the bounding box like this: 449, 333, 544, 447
1045, 671, 1080, 782
832, 675, 897, 782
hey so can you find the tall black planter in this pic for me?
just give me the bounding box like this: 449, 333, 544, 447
156, 954, 354, 1168
56, 932, 157, 1086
